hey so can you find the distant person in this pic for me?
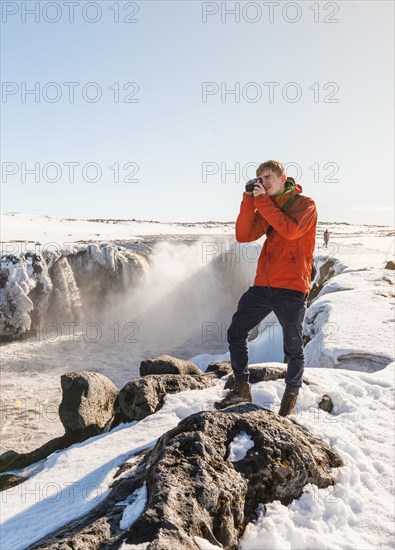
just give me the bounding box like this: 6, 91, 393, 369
323, 229, 330, 249
215, 160, 318, 416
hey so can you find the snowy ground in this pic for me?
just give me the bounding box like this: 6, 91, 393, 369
0, 213, 394, 549
1, 211, 392, 247
1, 364, 394, 550
1, 212, 235, 252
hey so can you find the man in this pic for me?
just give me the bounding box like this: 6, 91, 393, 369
323, 229, 330, 249
215, 160, 317, 416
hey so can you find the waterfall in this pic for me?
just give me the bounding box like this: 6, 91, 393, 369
44, 256, 82, 328
1, 238, 261, 352
0, 236, 269, 454
104, 238, 262, 351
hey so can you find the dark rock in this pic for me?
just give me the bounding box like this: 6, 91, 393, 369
29, 405, 342, 550
308, 258, 339, 303
118, 375, 212, 421
0, 266, 9, 289
0, 473, 27, 491
319, 394, 334, 413
140, 354, 203, 377
1, 369, 213, 478
0, 450, 19, 471
59, 371, 118, 433
385, 260, 395, 270
205, 360, 233, 378
224, 364, 287, 389
303, 333, 312, 346
119, 404, 343, 549
1, 372, 118, 475
30, 515, 112, 549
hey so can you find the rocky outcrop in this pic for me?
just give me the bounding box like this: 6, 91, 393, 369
224, 364, 286, 388
0, 372, 118, 481
0, 244, 148, 341
205, 361, 233, 378
125, 404, 342, 550
385, 260, 395, 270
0, 361, 336, 485
140, 354, 203, 377
205, 362, 304, 384
308, 257, 339, 303
117, 374, 212, 422
59, 371, 118, 432
30, 404, 343, 550
0, 365, 216, 480
66, 244, 148, 319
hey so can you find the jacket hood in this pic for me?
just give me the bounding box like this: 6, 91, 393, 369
284, 176, 303, 195
293, 182, 303, 194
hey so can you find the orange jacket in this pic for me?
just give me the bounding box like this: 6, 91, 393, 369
235, 183, 317, 294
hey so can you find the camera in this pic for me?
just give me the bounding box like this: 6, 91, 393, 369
245, 177, 262, 193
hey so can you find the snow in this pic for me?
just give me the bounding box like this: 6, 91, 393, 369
240, 364, 395, 550
0, 254, 53, 335
119, 543, 149, 550
1, 212, 235, 252
304, 287, 394, 370
227, 432, 255, 462
2, 364, 394, 549
119, 483, 148, 530
194, 536, 223, 549
1, 215, 394, 549
0, 384, 224, 549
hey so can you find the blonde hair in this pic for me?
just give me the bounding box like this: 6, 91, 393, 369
256, 160, 286, 178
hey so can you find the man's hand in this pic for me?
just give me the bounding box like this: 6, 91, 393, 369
252, 182, 267, 198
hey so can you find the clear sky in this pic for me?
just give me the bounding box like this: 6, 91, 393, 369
1, 0, 394, 225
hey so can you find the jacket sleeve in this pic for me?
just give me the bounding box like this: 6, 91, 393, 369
235, 193, 269, 242
253, 194, 317, 240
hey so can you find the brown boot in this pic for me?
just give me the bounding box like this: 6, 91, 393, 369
278, 390, 298, 417
214, 378, 252, 410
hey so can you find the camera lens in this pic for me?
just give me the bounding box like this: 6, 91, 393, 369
245, 177, 262, 193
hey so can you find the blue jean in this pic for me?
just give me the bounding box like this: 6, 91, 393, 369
227, 286, 307, 393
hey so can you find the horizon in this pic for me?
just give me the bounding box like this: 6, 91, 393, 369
2, 210, 393, 229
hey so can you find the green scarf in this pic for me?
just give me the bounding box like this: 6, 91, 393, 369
266, 177, 298, 236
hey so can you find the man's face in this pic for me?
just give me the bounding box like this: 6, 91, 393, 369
258, 169, 286, 196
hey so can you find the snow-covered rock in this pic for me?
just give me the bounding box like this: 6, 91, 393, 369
117, 374, 213, 422
0, 253, 52, 339
26, 404, 342, 550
